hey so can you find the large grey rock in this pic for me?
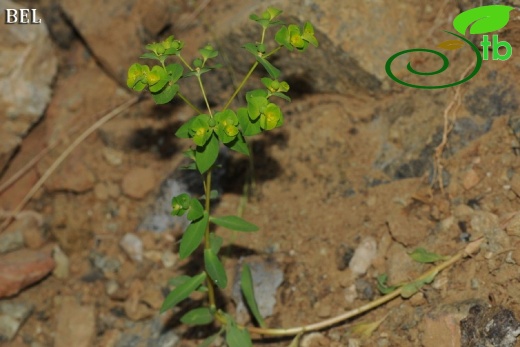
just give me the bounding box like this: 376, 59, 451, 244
0, 0, 57, 172
0, 301, 33, 341
61, 0, 176, 84
210, 0, 419, 95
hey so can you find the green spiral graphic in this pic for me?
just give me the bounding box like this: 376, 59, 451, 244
385, 31, 483, 89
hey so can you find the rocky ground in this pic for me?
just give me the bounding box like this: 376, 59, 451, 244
2, 0, 520, 346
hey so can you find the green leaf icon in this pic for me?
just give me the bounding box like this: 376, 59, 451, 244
453, 5, 513, 35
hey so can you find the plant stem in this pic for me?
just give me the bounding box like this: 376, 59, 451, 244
178, 54, 194, 71
243, 238, 483, 337
264, 45, 283, 58
197, 75, 213, 116
222, 45, 283, 111
223, 61, 259, 111
177, 92, 203, 114
203, 170, 217, 309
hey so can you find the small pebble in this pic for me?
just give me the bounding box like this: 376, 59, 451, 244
105, 279, 119, 297
121, 167, 156, 199
161, 251, 177, 268
52, 246, 70, 279
102, 147, 123, 166
349, 236, 377, 275
119, 233, 143, 263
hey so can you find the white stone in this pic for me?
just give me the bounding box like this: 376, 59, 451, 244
349, 236, 378, 275
119, 233, 143, 263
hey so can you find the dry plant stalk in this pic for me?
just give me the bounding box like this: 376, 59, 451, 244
433, 60, 476, 194
0, 96, 139, 232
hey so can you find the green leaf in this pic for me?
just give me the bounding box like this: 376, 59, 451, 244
400, 271, 437, 299
255, 56, 281, 79
204, 249, 227, 289
179, 212, 209, 259
226, 325, 252, 347
453, 5, 513, 35
187, 198, 204, 221
209, 233, 223, 254
180, 307, 214, 325
200, 190, 219, 200
139, 52, 164, 62
175, 117, 196, 139
210, 215, 259, 232
190, 114, 212, 146
127, 63, 147, 91
151, 83, 179, 104
259, 103, 283, 130
197, 329, 224, 347
271, 92, 291, 102
214, 110, 239, 143
266, 7, 283, 20
148, 65, 169, 92
195, 133, 219, 174
400, 280, 423, 299
160, 272, 207, 312
241, 264, 266, 328
237, 107, 262, 136
226, 132, 250, 155
275, 26, 292, 51
243, 43, 259, 55
408, 248, 449, 263
376, 274, 399, 294
246, 90, 269, 121
302, 22, 319, 47
165, 63, 184, 83
168, 275, 191, 287
288, 333, 303, 347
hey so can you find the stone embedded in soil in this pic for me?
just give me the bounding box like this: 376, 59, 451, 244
94, 182, 110, 201
40, 156, 96, 193
102, 147, 124, 166
112, 315, 180, 347
4, 214, 45, 250
335, 244, 355, 271
349, 236, 377, 276
510, 173, 520, 197
89, 251, 121, 274
98, 329, 121, 347
0, 249, 55, 298
232, 257, 284, 324
385, 242, 423, 285
121, 167, 156, 199
119, 233, 143, 263
138, 152, 228, 233
52, 245, 70, 279
124, 279, 153, 321
470, 211, 510, 252
0, 301, 33, 341
0, 230, 24, 254
463, 169, 480, 190
61, 0, 174, 84
161, 250, 177, 268
54, 296, 96, 347
0, 0, 58, 173
461, 304, 520, 347
300, 332, 330, 347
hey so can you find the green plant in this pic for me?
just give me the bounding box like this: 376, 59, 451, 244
127, 7, 318, 346
126, 7, 482, 347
